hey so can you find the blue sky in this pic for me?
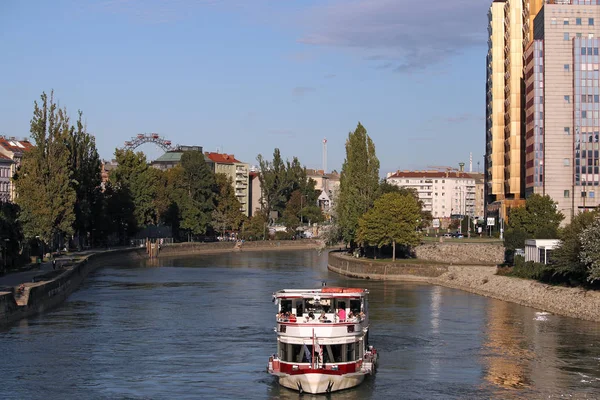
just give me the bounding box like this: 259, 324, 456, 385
0, 0, 489, 176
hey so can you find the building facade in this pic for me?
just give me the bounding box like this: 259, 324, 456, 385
524, 1, 600, 220
306, 169, 340, 216
485, 0, 543, 220
385, 170, 481, 221
0, 155, 13, 202
0, 136, 34, 202
204, 152, 250, 216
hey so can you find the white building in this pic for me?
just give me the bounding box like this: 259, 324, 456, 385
385, 170, 479, 219
525, 239, 561, 265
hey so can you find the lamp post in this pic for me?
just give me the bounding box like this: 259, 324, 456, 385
35, 235, 43, 264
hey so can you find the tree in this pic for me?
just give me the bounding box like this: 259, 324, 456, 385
504, 194, 563, 250
67, 111, 101, 248
212, 173, 245, 238
336, 122, 380, 246
282, 190, 303, 234
112, 149, 156, 229
378, 181, 432, 230
180, 151, 216, 239
257, 148, 287, 223
15, 91, 76, 248
357, 192, 421, 261
579, 218, 600, 282
552, 210, 599, 281
240, 210, 268, 241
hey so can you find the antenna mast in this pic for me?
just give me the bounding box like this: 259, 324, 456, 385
322, 138, 327, 173
469, 152, 473, 173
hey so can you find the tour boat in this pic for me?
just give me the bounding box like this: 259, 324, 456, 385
267, 286, 378, 394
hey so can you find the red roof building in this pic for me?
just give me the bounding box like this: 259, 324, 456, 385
0, 136, 34, 202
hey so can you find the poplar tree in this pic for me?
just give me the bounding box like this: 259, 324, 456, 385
15, 92, 76, 248
212, 173, 245, 238
68, 111, 101, 248
336, 122, 380, 246
180, 151, 216, 239
257, 148, 286, 223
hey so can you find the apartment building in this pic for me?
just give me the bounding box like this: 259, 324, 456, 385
524, 1, 600, 220
385, 170, 481, 220
0, 136, 34, 201
204, 152, 250, 216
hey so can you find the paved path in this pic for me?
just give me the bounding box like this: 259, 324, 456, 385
0, 249, 108, 291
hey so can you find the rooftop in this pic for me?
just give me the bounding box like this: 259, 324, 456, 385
387, 170, 480, 179
0, 137, 34, 154
205, 152, 241, 164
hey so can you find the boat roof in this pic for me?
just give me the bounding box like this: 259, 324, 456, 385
274, 288, 369, 298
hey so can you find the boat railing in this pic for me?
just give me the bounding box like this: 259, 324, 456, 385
276, 313, 366, 324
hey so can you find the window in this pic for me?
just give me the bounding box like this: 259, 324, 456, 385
566, 18, 571, 25
564, 64, 570, 71
576, 17, 582, 25
564, 32, 570, 41
590, 18, 595, 26
565, 95, 570, 103
595, 95, 599, 103
595, 47, 599, 56
590, 191, 596, 198
564, 190, 570, 198
583, 110, 588, 118
564, 158, 570, 166
552, 18, 557, 25
582, 47, 587, 55
565, 127, 571, 135
582, 94, 587, 103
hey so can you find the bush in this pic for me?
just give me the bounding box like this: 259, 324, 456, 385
274, 231, 293, 240
510, 256, 554, 281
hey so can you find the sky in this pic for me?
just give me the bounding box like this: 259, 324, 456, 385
0, 0, 489, 176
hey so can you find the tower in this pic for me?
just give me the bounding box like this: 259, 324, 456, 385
322, 138, 327, 174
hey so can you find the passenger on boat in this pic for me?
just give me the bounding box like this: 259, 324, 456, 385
318, 311, 327, 322
289, 313, 297, 322
337, 307, 346, 322
304, 312, 315, 323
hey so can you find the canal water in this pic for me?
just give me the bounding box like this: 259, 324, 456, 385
1, 250, 600, 399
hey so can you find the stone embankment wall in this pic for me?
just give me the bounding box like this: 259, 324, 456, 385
328, 251, 600, 323
415, 242, 504, 265
0, 240, 322, 327
0, 248, 146, 327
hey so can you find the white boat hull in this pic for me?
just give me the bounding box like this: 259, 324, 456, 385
278, 372, 366, 394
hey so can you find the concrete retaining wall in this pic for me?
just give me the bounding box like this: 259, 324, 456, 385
0, 240, 322, 327
328, 251, 449, 281
0, 248, 146, 327
328, 251, 600, 323
415, 242, 504, 265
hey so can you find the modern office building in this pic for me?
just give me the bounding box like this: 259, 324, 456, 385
485, 0, 543, 221
524, 1, 600, 220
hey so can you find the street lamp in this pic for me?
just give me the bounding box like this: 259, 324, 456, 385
35, 235, 43, 264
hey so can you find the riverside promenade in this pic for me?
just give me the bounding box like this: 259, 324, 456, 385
0, 240, 324, 327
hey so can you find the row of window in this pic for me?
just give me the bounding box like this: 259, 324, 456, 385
581, 47, 600, 55
560, 17, 595, 26
563, 190, 596, 198
565, 32, 596, 41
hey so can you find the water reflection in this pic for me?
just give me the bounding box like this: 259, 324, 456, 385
0, 250, 599, 399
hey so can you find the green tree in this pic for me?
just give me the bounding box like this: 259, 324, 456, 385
377, 181, 432, 230
257, 148, 287, 223
180, 151, 216, 239
0, 203, 23, 270
282, 190, 303, 234
112, 149, 155, 228
212, 173, 245, 237
240, 210, 268, 241
579, 218, 600, 282
67, 111, 101, 248
552, 210, 599, 281
357, 192, 421, 260
504, 194, 564, 250
15, 92, 76, 248
337, 122, 380, 246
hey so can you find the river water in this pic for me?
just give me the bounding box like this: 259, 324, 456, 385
1, 250, 599, 399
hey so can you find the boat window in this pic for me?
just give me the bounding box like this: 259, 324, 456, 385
349, 299, 361, 315
280, 299, 292, 314
295, 300, 303, 317
304, 298, 331, 314
281, 343, 362, 363
335, 300, 346, 311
